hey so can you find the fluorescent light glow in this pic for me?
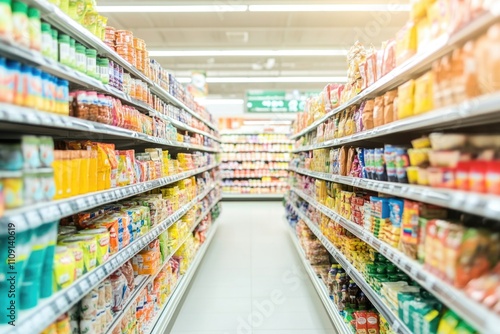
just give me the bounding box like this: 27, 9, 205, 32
149, 49, 347, 57
249, 4, 410, 12
97, 5, 248, 13
195, 99, 245, 105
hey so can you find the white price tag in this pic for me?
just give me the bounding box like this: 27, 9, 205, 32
80, 279, 90, 292
76, 198, 87, 211
25, 211, 42, 227
89, 275, 98, 286
67, 287, 79, 301
392, 320, 401, 333
87, 196, 97, 208
59, 202, 73, 217
55, 296, 67, 312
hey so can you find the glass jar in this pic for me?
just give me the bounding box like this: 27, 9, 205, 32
75, 43, 86, 73
41, 23, 52, 58
58, 33, 70, 66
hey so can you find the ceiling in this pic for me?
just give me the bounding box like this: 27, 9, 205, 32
100, 0, 409, 99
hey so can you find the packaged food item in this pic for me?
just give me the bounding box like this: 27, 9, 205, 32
398, 80, 415, 119
52, 246, 75, 291
12, 0, 29, 47
373, 96, 385, 128
28, 6, 41, 51
78, 228, 110, 266
59, 234, 97, 274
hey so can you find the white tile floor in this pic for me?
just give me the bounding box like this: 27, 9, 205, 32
169, 201, 337, 334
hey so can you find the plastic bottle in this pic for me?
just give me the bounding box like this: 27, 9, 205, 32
69, 38, 75, 68
12, 0, 29, 47
0, 0, 13, 40
39, 221, 58, 298
85, 48, 97, 78
58, 33, 70, 66
98, 57, 109, 84
27, 6, 41, 51
51, 28, 58, 61
75, 43, 86, 73
41, 22, 52, 58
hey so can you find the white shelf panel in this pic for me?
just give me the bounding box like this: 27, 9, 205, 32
4, 184, 218, 334
285, 220, 352, 334
289, 166, 500, 220
0, 104, 219, 152
0, 164, 219, 231
287, 199, 412, 334
290, 8, 500, 140
290, 187, 500, 334
293, 92, 500, 152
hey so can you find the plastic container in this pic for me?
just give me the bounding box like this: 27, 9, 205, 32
41, 23, 52, 58
97, 58, 109, 84
69, 38, 75, 68
38, 221, 58, 299
85, 48, 97, 78
0, 220, 32, 324
27, 6, 41, 51
75, 43, 86, 73
58, 34, 70, 66
0, 0, 13, 40
51, 29, 58, 61
12, 0, 29, 47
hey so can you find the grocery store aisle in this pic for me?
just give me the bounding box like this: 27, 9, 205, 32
169, 201, 336, 334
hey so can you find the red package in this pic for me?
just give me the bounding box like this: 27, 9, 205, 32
486, 161, 500, 195
366, 312, 379, 334
469, 161, 487, 193
354, 311, 368, 333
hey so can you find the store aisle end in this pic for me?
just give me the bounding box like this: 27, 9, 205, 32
169, 201, 336, 334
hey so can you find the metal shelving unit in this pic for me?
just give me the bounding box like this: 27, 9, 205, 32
0, 164, 219, 230
285, 218, 352, 334
106, 196, 221, 334
289, 166, 500, 221
292, 92, 500, 152
290, 187, 500, 334
4, 183, 218, 334
222, 193, 284, 200
287, 200, 412, 334
17, 0, 218, 133
290, 7, 500, 140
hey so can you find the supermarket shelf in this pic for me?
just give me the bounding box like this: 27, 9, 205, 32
293, 92, 500, 152
285, 217, 352, 334
290, 187, 500, 334
221, 167, 289, 171
287, 200, 412, 334
0, 103, 219, 153
222, 193, 284, 200
222, 141, 292, 144
0, 39, 220, 142
220, 131, 291, 136
5, 183, 218, 334
22, 0, 218, 133
289, 166, 500, 221
150, 83, 219, 132
148, 217, 220, 334
222, 175, 288, 179
0, 163, 219, 230
223, 150, 292, 153
290, 8, 500, 140
222, 159, 290, 162
106, 196, 221, 334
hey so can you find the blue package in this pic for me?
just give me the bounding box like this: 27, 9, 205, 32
389, 198, 405, 227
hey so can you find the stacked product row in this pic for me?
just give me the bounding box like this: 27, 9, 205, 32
221, 132, 292, 196
39, 190, 221, 334
0, 1, 221, 334
0, 0, 219, 150
288, 2, 500, 333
